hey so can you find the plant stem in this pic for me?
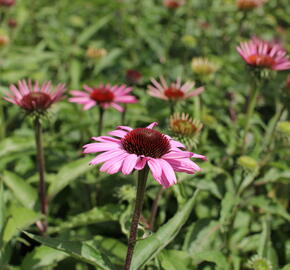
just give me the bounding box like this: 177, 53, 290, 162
121, 104, 127, 125
241, 82, 260, 154
34, 117, 48, 234
98, 107, 104, 136
124, 166, 149, 270
168, 100, 175, 115
148, 186, 165, 231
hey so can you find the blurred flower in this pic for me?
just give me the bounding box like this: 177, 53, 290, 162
191, 57, 219, 76
170, 113, 203, 149
3, 80, 65, 114
0, 0, 15, 7
0, 35, 9, 47
237, 156, 259, 170
237, 37, 290, 71
286, 76, 290, 90
126, 69, 143, 85
163, 0, 185, 9
236, 0, 265, 10
246, 255, 272, 270
148, 76, 204, 101
181, 35, 197, 48
83, 122, 206, 188
86, 47, 107, 59
170, 113, 203, 137
69, 84, 137, 112
115, 185, 136, 202
7, 18, 17, 28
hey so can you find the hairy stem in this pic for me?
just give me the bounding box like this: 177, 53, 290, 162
124, 166, 149, 270
34, 117, 48, 234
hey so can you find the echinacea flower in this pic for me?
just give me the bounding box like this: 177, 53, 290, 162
4, 80, 65, 114
69, 84, 137, 112
236, 0, 265, 10
0, 0, 15, 7
148, 77, 204, 101
126, 69, 143, 85
237, 37, 290, 71
83, 122, 206, 188
191, 57, 219, 76
163, 0, 185, 9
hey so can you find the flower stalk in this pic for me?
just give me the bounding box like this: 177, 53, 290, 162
98, 106, 104, 136
124, 166, 150, 270
34, 117, 48, 233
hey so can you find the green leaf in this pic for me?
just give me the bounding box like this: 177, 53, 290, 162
219, 191, 237, 232
0, 180, 4, 234
77, 15, 112, 45
24, 232, 115, 270
131, 189, 200, 270
93, 48, 122, 75
49, 204, 122, 233
158, 249, 193, 270
48, 157, 93, 199
194, 250, 230, 270
281, 264, 290, 270
0, 137, 34, 158
247, 196, 290, 222
21, 246, 68, 270
3, 205, 40, 243
3, 171, 37, 209
70, 59, 81, 89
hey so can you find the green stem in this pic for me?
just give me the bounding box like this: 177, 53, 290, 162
121, 104, 127, 125
124, 166, 149, 270
34, 117, 48, 234
148, 186, 165, 231
98, 107, 104, 136
241, 83, 260, 154
168, 100, 176, 115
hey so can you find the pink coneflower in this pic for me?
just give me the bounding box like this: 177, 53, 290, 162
236, 0, 265, 10
83, 122, 206, 188
126, 70, 142, 85
237, 37, 290, 71
148, 77, 204, 101
69, 84, 137, 112
0, 0, 15, 7
4, 80, 65, 113
163, 0, 185, 9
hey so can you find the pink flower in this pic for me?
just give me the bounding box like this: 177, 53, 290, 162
163, 0, 185, 9
148, 77, 204, 101
69, 84, 137, 112
4, 80, 65, 113
0, 0, 15, 7
126, 70, 142, 85
83, 122, 206, 188
237, 37, 290, 70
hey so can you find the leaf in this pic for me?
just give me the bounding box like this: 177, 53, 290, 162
219, 191, 237, 232
3, 171, 37, 209
131, 189, 200, 270
48, 157, 93, 199
93, 48, 122, 75
0, 180, 4, 234
69, 59, 81, 89
282, 264, 290, 270
0, 137, 34, 158
2, 205, 40, 243
24, 232, 115, 270
194, 250, 230, 270
247, 196, 290, 222
77, 15, 112, 45
49, 204, 122, 233
21, 246, 68, 270
158, 249, 193, 270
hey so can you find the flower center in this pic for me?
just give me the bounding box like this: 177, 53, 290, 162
247, 54, 275, 68
21, 92, 52, 111
172, 119, 198, 136
164, 87, 184, 100
121, 128, 171, 158
90, 87, 114, 103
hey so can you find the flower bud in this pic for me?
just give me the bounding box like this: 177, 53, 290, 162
237, 156, 259, 170
86, 47, 107, 59
0, 35, 9, 47
191, 57, 218, 76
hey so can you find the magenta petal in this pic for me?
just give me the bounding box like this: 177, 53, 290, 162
158, 159, 177, 187
108, 129, 128, 138
148, 158, 162, 179
89, 150, 124, 165
135, 157, 147, 170
83, 142, 121, 153
100, 153, 128, 174
162, 151, 193, 159
192, 153, 207, 160
122, 154, 138, 175
146, 122, 158, 129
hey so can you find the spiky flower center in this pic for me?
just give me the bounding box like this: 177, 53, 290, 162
172, 119, 198, 136
121, 128, 171, 158
21, 92, 52, 111
90, 87, 114, 103
164, 87, 184, 100
248, 54, 275, 68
